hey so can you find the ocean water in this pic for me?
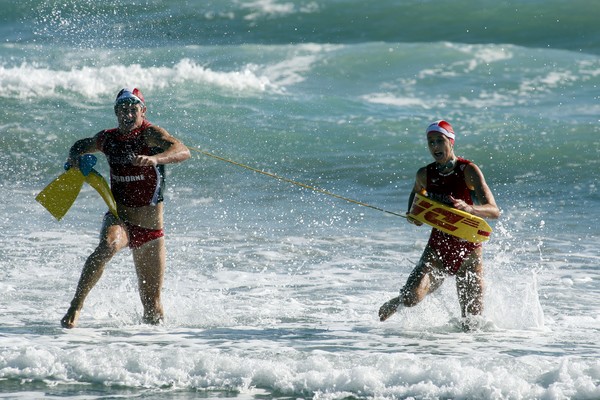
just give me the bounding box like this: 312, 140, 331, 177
1, 0, 599, 399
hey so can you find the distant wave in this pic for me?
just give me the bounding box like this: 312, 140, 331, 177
3, 0, 600, 54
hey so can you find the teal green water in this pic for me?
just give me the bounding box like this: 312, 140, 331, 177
1, 1, 599, 399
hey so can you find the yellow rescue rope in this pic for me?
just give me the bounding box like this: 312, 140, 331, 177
190, 147, 406, 218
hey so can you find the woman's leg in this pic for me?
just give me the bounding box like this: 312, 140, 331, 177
379, 246, 445, 321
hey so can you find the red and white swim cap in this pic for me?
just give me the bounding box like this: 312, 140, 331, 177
115, 88, 145, 107
426, 120, 455, 143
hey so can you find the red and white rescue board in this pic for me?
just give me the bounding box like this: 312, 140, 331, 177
408, 192, 492, 243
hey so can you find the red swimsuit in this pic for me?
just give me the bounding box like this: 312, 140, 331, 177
96, 121, 165, 208
97, 121, 165, 249
426, 158, 481, 274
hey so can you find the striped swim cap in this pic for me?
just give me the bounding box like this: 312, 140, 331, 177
426, 120, 455, 143
115, 88, 145, 107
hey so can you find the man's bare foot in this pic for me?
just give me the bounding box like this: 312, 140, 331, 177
379, 296, 401, 322
61, 306, 81, 329
142, 312, 164, 326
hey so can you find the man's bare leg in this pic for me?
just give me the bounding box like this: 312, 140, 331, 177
61, 246, 113, 328
133, 237, 165, 325
61, 218, 127, 328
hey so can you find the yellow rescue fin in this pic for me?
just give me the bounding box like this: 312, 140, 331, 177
85, 169, 117, 217
35, 168, 85, 221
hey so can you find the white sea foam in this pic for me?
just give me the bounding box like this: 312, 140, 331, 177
2, 182, 599, 399
362, 93, 431, 109
0, 44, 336, 101
240, 0, 320, 21
0, 59, 276, 100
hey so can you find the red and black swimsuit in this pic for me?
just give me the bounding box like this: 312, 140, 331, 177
96, 121, 166, 249
96, 120, 165, 208
426, 157, 481, 274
